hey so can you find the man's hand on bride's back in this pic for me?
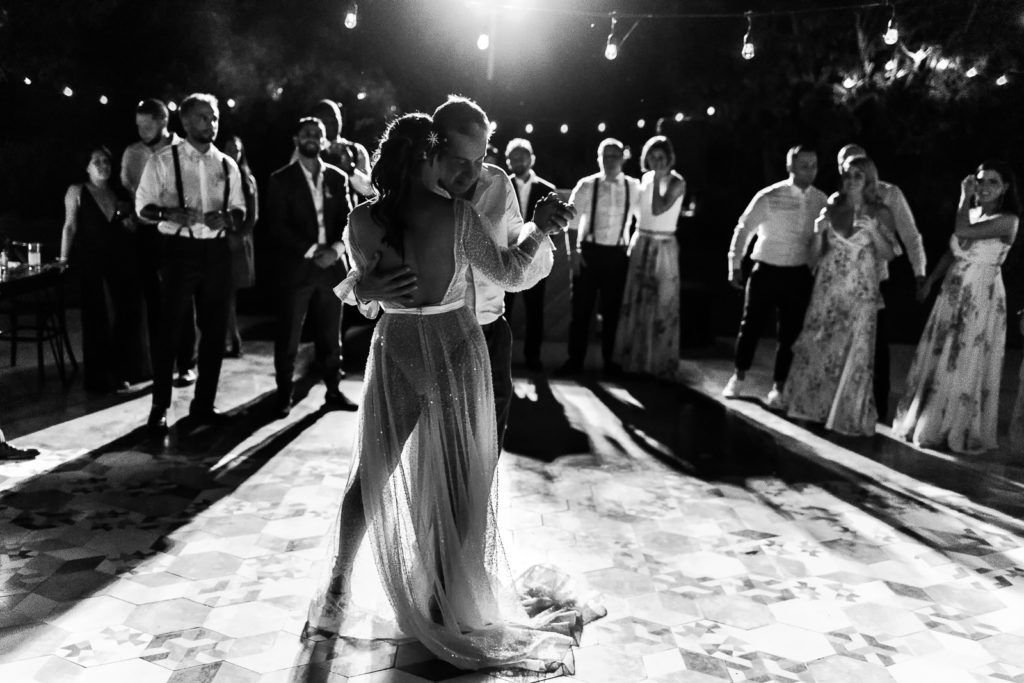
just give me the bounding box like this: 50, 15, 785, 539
532, 193, 576, 235
354, 251, 419, 303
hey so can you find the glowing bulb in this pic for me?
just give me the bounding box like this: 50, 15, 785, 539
706, 106, 716, 116
883, 20, 899, 46
344, 3, 358, 29
168, 101, 178, 112
23, 76, 32, 85
604, 42, 618, 60
741, 39, 755, 60
885, 58, 898, 71
226, 98, 236, 108
356, 91, 367, 100
477, 33, 490, 51
99, 95, 108, 105
966, 66, 979, 78
559, 123, 569, 134
273, 86, 284, 100
597, 122, 607, 132
674, 112, 684, 122
524, 123, 534, 134
62, 86, 73, 97
996, 74, 1009, 86
637, 118, 645, 129
489, 120, 498, 133
936, 57, 951, 71
842, 76, 857, 89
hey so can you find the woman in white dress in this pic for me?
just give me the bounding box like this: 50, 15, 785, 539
614, 135, 686, 377
782, 156, 898, 435
308, 114, 588, 673
894, 161, 1020, 453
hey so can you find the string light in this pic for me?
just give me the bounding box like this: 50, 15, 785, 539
842, 75, 857, 88
356, 91, 367, 100
559, 123, 569, 134
524, 122, 534, 134
22, 77, 31, 85
883, 3, 899, 45
344, 2, 358, 29
966, 66, 979, 78
62, 86, 73, 97
637, 118, 646, 129
99, 95, 108, 105
996, 74, 1009, 86
741, 12, 755, 60
605, 13, 619, 60
597, 122, 607, 132
226, 98, 237, 108
489, 120, 498, 133
706, 106, 716, 116
674, 112, 684, 122
885, 58, 898, 71
168, 101, 178, 112
477, 31, 490, 50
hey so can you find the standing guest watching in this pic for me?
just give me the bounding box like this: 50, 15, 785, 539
292, 99, 372, 205
136, 93, 246, 433
121, 98, 197, 386
504, 137, 557, 371
723, 145, 827, 406
782, 156, 898, 435
614, 135, 686, 379
558, 138, 641, 377
344, 95, 570, 446
836, 144, 926, 420
60, 145, 146, 393
222, 136, 258, 358
893, 161, 1020, 454
268, 118, 357, 417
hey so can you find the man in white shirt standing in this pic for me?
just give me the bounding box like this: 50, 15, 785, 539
724, 145, 827, 406
136, 93, 246, 433
121, 98, 197, 387
558, 139, 642, 377
837, 144, 926, 419
349, 96, 573, 446
504, 138, 558, 372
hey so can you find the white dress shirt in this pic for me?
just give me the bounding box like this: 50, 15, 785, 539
296, 160, 342, 259
567, 172, 643, 247
135, 140, 246, 238
121, 133, 182, 195
877, 180, 926, 278
728, 179, 828, 275
513, 170, 536, 220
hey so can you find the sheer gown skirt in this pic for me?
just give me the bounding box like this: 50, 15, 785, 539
320, 305, 578, 672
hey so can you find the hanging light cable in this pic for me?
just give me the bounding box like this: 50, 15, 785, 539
882, 2, 898, 45
741, 11, 755, 60
605, 13, 619, 60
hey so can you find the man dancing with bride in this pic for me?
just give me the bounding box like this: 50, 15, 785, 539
310, 106, 594, 673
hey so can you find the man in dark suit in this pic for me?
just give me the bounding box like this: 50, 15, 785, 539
504, 138, 558, 371
267, 117, 358, 416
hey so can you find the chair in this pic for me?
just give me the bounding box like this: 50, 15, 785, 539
0, 266, 78, 383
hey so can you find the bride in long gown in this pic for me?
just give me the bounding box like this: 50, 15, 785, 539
309, 113, 592, 673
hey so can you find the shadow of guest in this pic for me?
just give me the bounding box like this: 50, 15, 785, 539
60, 144, 148, 393
502, 377, 589, 461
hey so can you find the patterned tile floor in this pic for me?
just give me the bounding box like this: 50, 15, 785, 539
2, 339, 1024, 682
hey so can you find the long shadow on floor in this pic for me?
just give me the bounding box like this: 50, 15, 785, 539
503, 377, 590, 462
585, 374, 1024, 568
0, 372, 344, 631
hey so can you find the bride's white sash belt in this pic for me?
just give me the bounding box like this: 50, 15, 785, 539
381, 300, 466, 316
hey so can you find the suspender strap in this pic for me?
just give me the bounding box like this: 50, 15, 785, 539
222, 159, 231, 210
171, 144, 185, 209
585, 177, 630, 246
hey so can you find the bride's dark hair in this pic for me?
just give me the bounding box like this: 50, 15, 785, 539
370, 113, 438, 257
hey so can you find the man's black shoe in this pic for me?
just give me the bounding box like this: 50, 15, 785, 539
324, 388, 358, 411
147, 407, 168, 433
274, 391, 292, 418
174, 369, 198, 387
0, 441, 40, 460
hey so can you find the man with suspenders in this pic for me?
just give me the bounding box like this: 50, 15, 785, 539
136, 93, 246, 433
558, 138, 642, 376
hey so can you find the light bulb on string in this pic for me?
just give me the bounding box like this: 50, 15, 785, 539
344, 2, 358, 29
883, 3, 899, 46
559, 123, 569, 134
99, 95, 108, 105
23, 76, 32, 85
936, 57, 951, 71
637, 118, 646, 129
842, 75, 857, 89
524, 123, 534, 134
477, 32, 490, 51
605, 13, 619, 60
674, 112, 684, 123
356, 91, 367, 100
996, 74, 1009, 86
226, 98, 237, 109
62, 86, 73, 97
741, 12, 755, 61
885, 58, 898, 71
706, 106, 716, 116
966, 66, 979, 78
597, 122, 607, 133
168, 101, 178, 112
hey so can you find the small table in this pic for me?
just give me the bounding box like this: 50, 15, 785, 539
0, 262, 78, 382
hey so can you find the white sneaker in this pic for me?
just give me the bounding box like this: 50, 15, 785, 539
765, 384, 784, 409
722, 374, 745, 398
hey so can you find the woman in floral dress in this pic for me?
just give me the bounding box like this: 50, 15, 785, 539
782, 156, 899, 435
893, 161, 1020, 453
